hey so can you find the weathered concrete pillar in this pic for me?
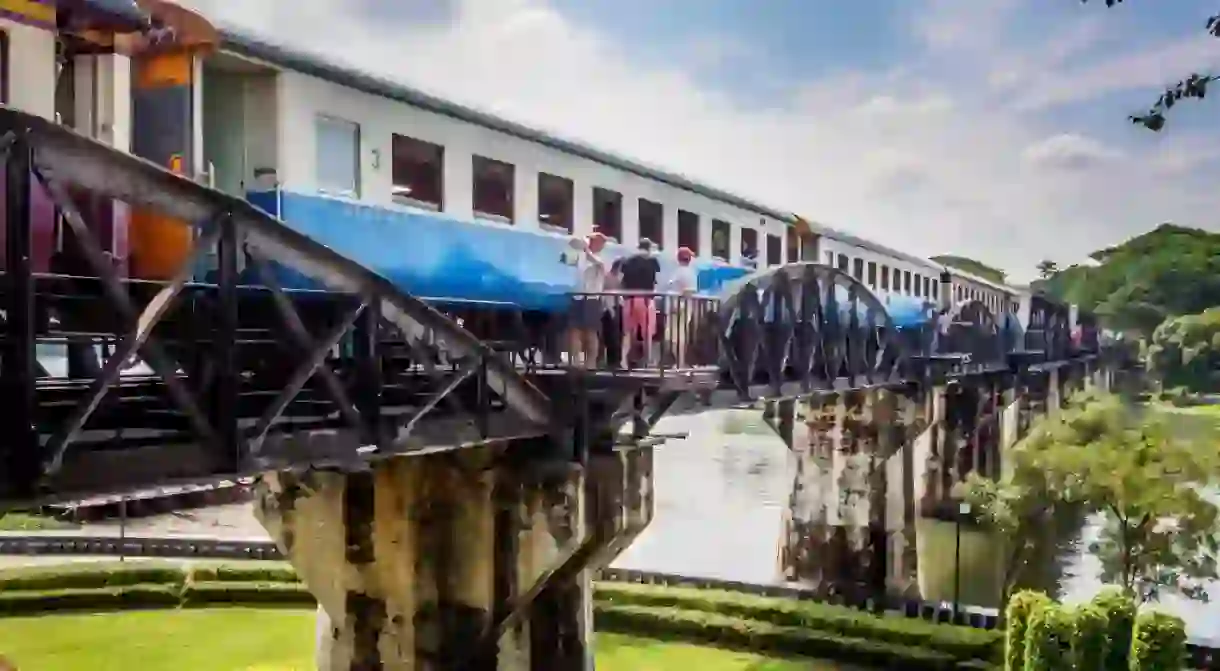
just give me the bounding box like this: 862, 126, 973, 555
256, 445, 652, 670
779, 389, 921, 603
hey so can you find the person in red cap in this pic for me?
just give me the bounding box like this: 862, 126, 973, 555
665, 247, 700, 367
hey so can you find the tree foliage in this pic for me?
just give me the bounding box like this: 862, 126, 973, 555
1036, 260, 1059, 280
1081, 0, 1220, 131
1034, 224, 1220, 336
930, 255, 1007, 284
1145, 307, 1220, 392
959, 390, 1220, 607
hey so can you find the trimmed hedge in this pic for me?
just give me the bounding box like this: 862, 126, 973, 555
1071, 603, 1109, 671
1091, 587, 1136, 671
1003, 590, 1051, 671
1023, 602, 1075, 671
594, 603, 964, 670
1130, 610, 1188, 671
0, 585, 180, 615
595, 582, 1002, 663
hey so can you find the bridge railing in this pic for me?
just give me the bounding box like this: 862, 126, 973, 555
556, 291, 721, 376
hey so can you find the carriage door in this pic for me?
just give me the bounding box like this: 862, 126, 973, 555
129, 48, 196, 280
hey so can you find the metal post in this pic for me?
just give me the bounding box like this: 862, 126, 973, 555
953, 501, 970, 622
1, 133, 40, 499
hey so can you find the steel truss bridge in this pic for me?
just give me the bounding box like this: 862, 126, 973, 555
0, 105, 1103, 508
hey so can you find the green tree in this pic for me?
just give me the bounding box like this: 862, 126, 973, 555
1036, 260, 1059, 279
1145, 308, 1220, 392
960, 391, 1220, 605
1082, 1, 1220, 131
930, 255, 1007, 284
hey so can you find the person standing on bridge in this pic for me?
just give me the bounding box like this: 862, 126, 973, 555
619, 238, 661, 368
569, 232, 609, 368
665, 246, 699, 368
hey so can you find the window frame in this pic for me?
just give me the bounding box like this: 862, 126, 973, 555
472, 154, 516, 223
390, 133, 444, 211
314, 114, 362, 198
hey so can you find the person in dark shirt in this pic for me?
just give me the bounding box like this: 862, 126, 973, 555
618, 238, 661, 368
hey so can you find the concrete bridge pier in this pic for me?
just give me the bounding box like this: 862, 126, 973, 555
779, 388, 925, 604
254, 443, 653, 671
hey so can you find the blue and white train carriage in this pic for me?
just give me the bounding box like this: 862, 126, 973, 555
112, 18, 1023, 328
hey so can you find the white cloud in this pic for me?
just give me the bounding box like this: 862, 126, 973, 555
183, 0, 1220, 282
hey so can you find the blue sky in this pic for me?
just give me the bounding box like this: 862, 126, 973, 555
190, 0, 1220, 280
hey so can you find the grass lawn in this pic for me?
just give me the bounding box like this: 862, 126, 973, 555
0, 608, 845, 670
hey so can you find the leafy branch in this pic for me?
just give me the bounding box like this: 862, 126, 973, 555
1081, 0, 1220, 130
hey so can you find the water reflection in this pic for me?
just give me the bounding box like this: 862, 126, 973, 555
612, 409, 1220, 643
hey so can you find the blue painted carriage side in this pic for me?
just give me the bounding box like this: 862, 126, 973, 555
242, 191, 752, 310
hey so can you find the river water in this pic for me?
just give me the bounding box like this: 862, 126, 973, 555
614, 410, 1220, 644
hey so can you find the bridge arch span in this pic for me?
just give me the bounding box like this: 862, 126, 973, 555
715, 262, 909, 397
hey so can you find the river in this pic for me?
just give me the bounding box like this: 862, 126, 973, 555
615, 409, 1220, 645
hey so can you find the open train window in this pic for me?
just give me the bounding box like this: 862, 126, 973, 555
391, 134, 443, 210
852, 257, 864, 281
638, 198, 663, 248
711, 219, 731, 260
903, 270, 912, 294
914, 273, 923, 297
786, 228, 799, 263
766, 234, 781, 266
677, 210, 699, 253
836, 253, 848, 272
0, 29, 8, 105
867, 261, 877, 287
473, 155, 515, 222
931, 280, 939, 301
592, 187, 622, 241
538, 172, 573, 232
923, 276, 931, 298
740, 227, 758, 263
880, 265, 889, 291
315, 115, 361, 197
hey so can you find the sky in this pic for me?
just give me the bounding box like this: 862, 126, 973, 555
182, 0, 1220, 282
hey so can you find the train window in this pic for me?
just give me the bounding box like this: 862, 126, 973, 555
639, 198, 664, 248
390, 134, 443, 210
677, 210, 700, 253
836, 253, 849, 272
914, 274, 923, 297
923, 276, 931, 298
880, 265, 889, 290
315, 115, 361, 197
825, 251, 835, 264
852, 258, 864, 281
538, 172, 574, 232
711, 219, 731, 260
766, 234, 782, 266
786, 228, 799, 263
740, 227, 758, 263
903, 271, 912, 294
867, 261, 877, 287
593, 187, 622, 240
0, 29, 7, 105
931, 280, 939, 301
473, 155, 515, 222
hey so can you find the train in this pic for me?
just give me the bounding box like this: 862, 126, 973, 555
2, 0, 1069, 341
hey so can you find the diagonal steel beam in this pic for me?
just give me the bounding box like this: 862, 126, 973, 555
248, 253, 364, 432
247, 301, 366, 457
33, 170, 220, 453
42, 221, 225, 473
397, 364, 477, 439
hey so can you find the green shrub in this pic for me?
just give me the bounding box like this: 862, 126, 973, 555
595, 582, 1001, 662
181, 581, 313, 607
594, 603, 958, 670
1130, 610, 1187, 671
1003, 590, 1051, 671
0, 585, 180, 615
186, 564, 299, 584
0, 562, 185, 592
1090, 587, 1136, 671
1022, 603, 1075, 671
1071, 604, 1108, 671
